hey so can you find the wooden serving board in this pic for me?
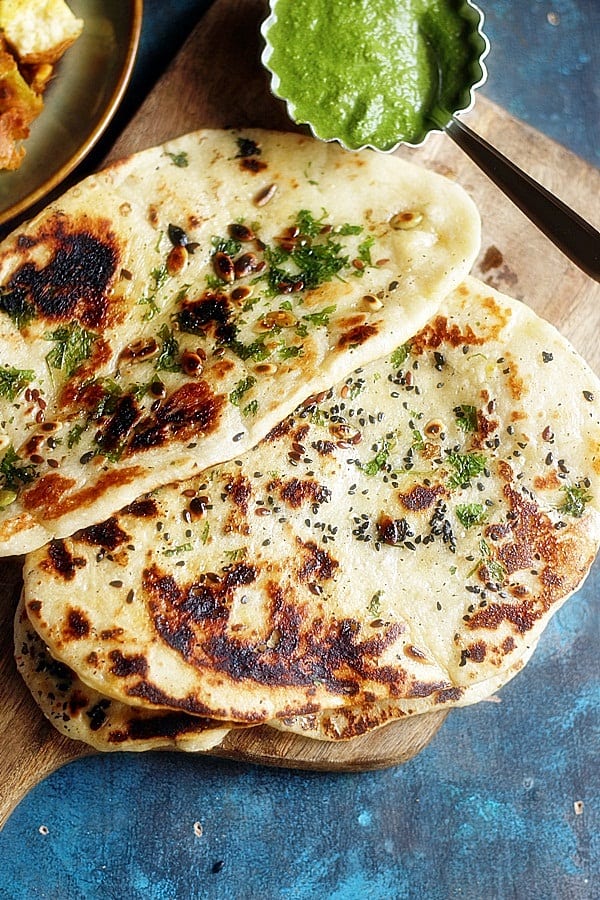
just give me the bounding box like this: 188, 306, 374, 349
1, 0, 599, 829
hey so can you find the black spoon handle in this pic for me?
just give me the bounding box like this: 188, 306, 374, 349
445, 115, 600, 282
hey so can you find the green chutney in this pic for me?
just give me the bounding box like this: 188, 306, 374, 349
265, 0, 477, 149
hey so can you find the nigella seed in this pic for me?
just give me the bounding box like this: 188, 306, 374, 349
110, 580, 123, 588
433, 352, 445, 371
583, 390, 594, 402
168, 223, 189, 247
80, 451, 95, 464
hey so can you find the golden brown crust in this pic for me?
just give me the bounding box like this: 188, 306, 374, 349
21, 278, 600, 724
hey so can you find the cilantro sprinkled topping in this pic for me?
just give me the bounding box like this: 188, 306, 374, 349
229, 376, 256, 407
263, 210, 358, 295
155, 325, 181, 372
200, 520, 210, 544
467, 539, 506, 584
0, 366, 35, 401
559, 482, 592, 518
163, 543, 193, 556
278, 344, 303, 360
411, 429, 424, 451
45, 323, 97, 376
390, 344, 410, 368
295, 209, 328, 237
446, 451, 488, 488
362, 440, 391, 476
228, 336, 270, 363
455, 503, 488, 529
0, 445, 37, 491
301, 305, 337, 328
353, 235, 375, 275
0, 288, 35, 329
165, 150, 189, 168
139, 265, 169, 320
224, 547, 248, 561
212, 235, 242, 259
454, 404, 478, 432
368, 590, 383, 617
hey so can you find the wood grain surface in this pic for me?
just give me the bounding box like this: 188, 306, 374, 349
1, 0, 599, 830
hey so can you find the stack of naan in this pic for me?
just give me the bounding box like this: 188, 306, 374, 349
3, 129, 599, 753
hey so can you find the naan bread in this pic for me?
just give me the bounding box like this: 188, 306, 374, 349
271, 640, 539, 741
0, 127, 480, 555
23, 277, 600, 724
14, 597, 234, 752
16, 592, 536, 747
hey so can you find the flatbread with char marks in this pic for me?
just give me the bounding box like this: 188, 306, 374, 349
16, 592, 537, 747
22, 278, 600, 724
14, 596, 234, 752
0, 127, 480, 555
271, 639, 538, 741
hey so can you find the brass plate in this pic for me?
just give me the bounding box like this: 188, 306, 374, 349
0, 0, 143, 226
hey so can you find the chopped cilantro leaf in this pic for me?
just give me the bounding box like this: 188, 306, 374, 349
456, 503, 488, 529
559, 482, 592, 518
295, 208, 328, 237
228, 336, 270, 362
390, 344, 410, 368
302, 305, 337, 327
0, 445, 37, 491
368, 590, 383, 616
139, 265, 169, 320
165, 151, 189, 167
0, 288, 35, 329
229, 375, 256, 407
163, 543, 193, 556
155, 325, 181, 372
362, 440, 391, 476
454, 404, 478, 432
354, 235, 375, 272
212, 235, 242, 258
243, 399, 259, 417
446, 451, 487, 488
0, 366, 35, 401
45, 323, 97, 376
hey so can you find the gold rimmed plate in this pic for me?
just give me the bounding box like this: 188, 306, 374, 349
0, 0, 143, 228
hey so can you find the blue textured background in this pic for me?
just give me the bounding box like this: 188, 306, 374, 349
0, 2, 598, 898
